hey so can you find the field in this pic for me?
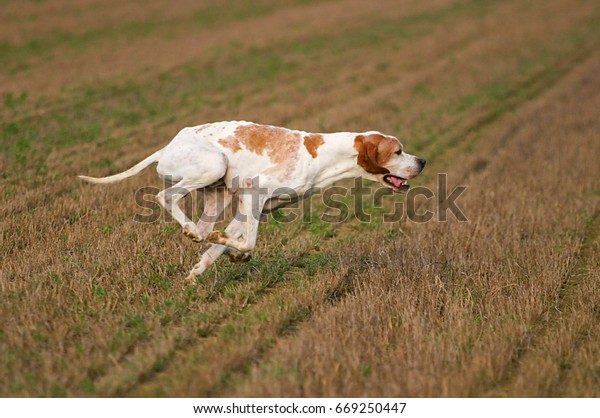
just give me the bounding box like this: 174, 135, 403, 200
1, 0, 599, 397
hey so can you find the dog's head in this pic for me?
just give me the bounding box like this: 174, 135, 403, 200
354, 133, 426, 192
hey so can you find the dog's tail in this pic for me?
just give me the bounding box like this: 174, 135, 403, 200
78, 149, 164, 185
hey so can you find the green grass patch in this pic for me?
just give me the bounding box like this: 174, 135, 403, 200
293, 252, 337, 276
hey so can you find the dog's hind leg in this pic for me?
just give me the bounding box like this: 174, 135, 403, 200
156, 175, 226, 243
155, 148, 227, 242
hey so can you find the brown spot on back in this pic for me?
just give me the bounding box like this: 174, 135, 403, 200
354, 134, 398, 175
303, 134, 324, 158
234, 124, 302, 177
218, 135, 242, 152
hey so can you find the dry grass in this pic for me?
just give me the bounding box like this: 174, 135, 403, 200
1, 0, 599, 397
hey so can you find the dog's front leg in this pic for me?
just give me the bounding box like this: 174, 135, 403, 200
184, 244, 229, 283
185, 218, 245, 283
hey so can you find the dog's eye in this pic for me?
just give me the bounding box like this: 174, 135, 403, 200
395, 149, 402, 155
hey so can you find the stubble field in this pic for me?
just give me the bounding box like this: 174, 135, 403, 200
1, 0, 599, 397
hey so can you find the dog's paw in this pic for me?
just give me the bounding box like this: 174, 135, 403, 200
227, 251, 252, 263
183, 224, 203, 243
185, 271, 201, 284
207, 231, 227, 243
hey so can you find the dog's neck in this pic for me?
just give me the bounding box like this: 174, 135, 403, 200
311, 132, 377, 189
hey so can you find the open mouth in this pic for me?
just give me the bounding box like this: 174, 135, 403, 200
383, 174, 410, 192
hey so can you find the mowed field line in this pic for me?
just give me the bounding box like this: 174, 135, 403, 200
110, 41, 600, 397
425, 52, 600, 396
552, 213, 600, 396
486, 211, 599, 396
0, 0, 339, 79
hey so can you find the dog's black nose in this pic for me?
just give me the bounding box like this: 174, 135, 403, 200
418, 158, 427, 168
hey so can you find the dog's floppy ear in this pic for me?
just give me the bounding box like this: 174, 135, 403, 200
354, 134, 391, 175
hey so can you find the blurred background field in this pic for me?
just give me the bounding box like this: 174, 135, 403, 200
0, 0, 599, 397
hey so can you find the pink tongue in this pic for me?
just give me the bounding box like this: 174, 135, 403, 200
390, 177, 403, 188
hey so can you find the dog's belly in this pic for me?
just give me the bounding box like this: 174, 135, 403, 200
262, 195, 301, 212
262, 186, 319, 212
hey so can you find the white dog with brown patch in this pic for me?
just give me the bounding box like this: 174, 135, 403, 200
79, 121, 426, 281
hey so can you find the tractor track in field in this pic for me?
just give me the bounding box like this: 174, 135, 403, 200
93, 223, 363, 396
552, 309, 600, 396
552, 307, 600, 396
198, 266, 362, 398
487, 210, 600, 396
118, 269, 354, 396
110, 206, 395, 396
93, 233, 317, 395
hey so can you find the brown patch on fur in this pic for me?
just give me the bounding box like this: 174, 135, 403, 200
354, 134, 399, 175
233, 124, 302, 177
207, 230, 227, 243
303, 134, 324, 158
227, 252, 252, 263
183, 225, 203, 243
218, 136, 241, 152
